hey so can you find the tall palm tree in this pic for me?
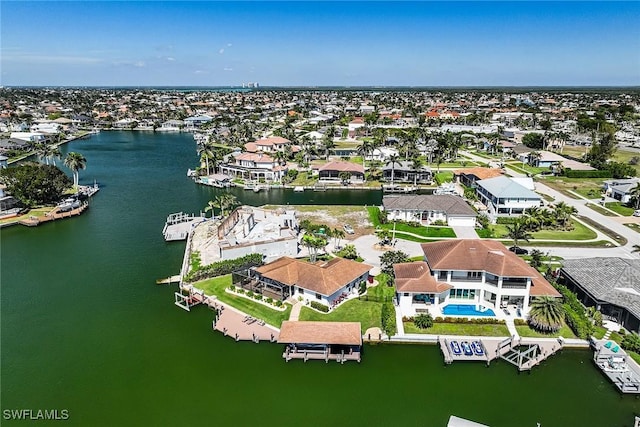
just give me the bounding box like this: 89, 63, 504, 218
528, 296, 565, 333
321, 132, 335, 160
528, 151, 542, 167
506, 218, 532, 249
357, 139, 373, 178
386, 154, 401, 186
411, 156, 424, 186
629, 183, 640, 210
553, 202, 577, 230
64, 152, 87, 190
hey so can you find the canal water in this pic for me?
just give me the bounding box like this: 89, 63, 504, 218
1, 131, 637, 426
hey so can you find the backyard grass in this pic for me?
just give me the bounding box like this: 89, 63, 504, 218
403, 321, 510, 336
434, 171, 454, 184
290, 173, 318, 186
605, 202, 635, 216
504, 162, 550, 176
367, 206, 456, 238
366, 282, 396, 300
537, 176, 605, 199
194, 274, 291, 327
0, 206, 55, 225
299, 298, 382, 333
485, 220, 596, 241
515, 324, 577, 339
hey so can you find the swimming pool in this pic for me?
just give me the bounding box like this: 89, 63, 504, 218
442, 304, 495, 317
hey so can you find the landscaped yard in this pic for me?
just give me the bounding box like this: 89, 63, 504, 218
299, 298, 382, 333
504, 162, 550, 176
0, 206, 55, 225
515, 323, 577, 339
193, 274, 291, 327
403, 321, 510, 336
486, 219, 596, 241
367, 207, 456, 238
562, 146, 640, 176
434, 171, 454, 184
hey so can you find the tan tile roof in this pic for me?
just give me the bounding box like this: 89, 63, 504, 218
255, 136, 290, 145
393, 262, 453, 294
421, 240, 533, 277
319, 161, 364, 173
278, 321, 362, 345
255, 257, 372, 296
454, 167, 504, 181
244, 142, 258, 152
236, 152, 274, 163
420, 240, 560, 297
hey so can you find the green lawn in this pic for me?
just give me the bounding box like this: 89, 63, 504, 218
537, 176, 605, 199
488, 220, 596, 241
624, 223, 640, 234
0, 206, 56, 225
562, 146, 640, 177
586, 203, 618, 217
515, 324, 577, 339
434, 171, 454, 184
366, 282, 396, 300
403, 322, 510, 336
605, 202, 635, 216
505, 162, 550, 176
367, 207, 456, 238
299, 298, 382, 333
193, 275, 291, 327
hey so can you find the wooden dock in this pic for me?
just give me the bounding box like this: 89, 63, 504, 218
438, 336, 565, 371
283, 348, 361, 363
18, 202, 89, 227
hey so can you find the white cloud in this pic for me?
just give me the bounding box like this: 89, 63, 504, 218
3, 54, 103, 65
219, 48, 225, 55
227, 43, 232, 47
194, 70, 209, 74
134, 61, 145, 68
223, 67, 233, 72
166, 57, 175, 61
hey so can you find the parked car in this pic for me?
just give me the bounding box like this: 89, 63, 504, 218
343, 224, 355, 234
509, 246, 528, 255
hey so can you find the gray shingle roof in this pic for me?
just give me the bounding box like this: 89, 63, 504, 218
476, 176, 540, 200
382, 194, 477, 217
561, 258, 640, 320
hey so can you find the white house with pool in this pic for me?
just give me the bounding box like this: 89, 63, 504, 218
393, 240, 561, 318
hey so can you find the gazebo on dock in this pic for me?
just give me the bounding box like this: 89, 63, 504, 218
278, 321, 362, 363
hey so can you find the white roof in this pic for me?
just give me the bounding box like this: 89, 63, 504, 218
477, 176, 541, 200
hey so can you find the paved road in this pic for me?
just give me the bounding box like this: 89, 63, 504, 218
460, 150, 640, 259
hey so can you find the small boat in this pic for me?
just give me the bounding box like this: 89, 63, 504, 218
450, 341, 461, 355
471, 341, 484, 356
293, 186, 304, 192
57, 197, 80, 212
461, 341, 473, 356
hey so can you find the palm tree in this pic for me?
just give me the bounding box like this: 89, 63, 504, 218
357, 139, 373, 179
528, 296, 565, 333
386, 153, 401, 186
506, 218, 532, 249
629, 183, 640, 210
553, 202, 577, 230
64, 152, 87, 190
528, 151, 542, 167
205, 193, 239, 218
332, 228, 345, 249
411, 156, 424, 186
302, 234, 327, 263
321, 132, 335, 160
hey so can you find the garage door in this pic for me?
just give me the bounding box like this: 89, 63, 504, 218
447, 216, 476, 227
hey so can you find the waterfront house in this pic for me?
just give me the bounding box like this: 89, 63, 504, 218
159, 119, 184, 131
219, 152, 287, 181
394, 239, 560, 317
559, 258, 640, 333
183, 115, 213, 129
239, 256, 371, 305
244, 136, 297, 154
318, 161, 365, 183
475, 175, 542, 216
382, 195, 477, 227
382, 161, 433, 184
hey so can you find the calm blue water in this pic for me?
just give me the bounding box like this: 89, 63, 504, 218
443, 304, 496, 317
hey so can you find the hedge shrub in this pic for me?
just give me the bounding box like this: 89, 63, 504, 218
381, 302, 397, 336
563, 169, 612, 178
310, 301, 329, 312
185, 253, 264, 282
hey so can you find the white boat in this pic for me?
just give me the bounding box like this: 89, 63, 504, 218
293, 186, 304, 192
57, 198, 80, 212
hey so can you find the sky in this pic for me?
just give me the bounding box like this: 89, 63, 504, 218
1, 1, 639, 87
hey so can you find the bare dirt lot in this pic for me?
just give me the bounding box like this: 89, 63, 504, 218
262, 205, 374, 239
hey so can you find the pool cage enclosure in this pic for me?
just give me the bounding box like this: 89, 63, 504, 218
232, 268, 291, 301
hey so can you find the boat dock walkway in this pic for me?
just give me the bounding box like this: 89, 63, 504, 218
593, 339, 640, 394
439, 335, 569, 371
163, 212, 206, 241
175, 283, 279, 343
19, 202, 89, 227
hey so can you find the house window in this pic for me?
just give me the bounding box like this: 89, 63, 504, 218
449, 288, 475, 300
438, 271, 448, 280
298, 287, 303, 294
315, 293, 321, 300
404, 293, 409, 297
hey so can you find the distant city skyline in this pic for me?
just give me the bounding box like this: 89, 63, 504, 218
2, 1, 639, 87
